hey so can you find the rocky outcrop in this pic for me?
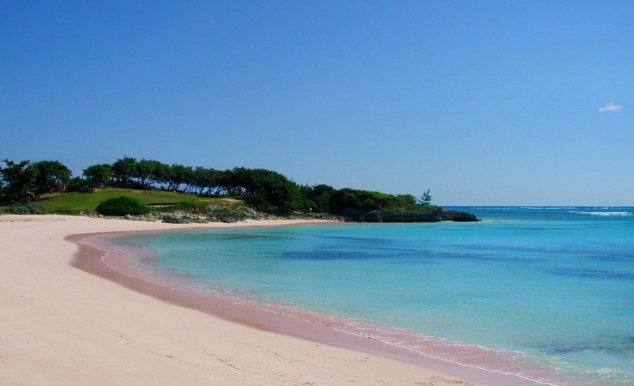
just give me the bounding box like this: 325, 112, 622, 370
161, 205, 262, 223
84, 205, 343, 224
83, 203, 476, 224
342, 207, 478, 223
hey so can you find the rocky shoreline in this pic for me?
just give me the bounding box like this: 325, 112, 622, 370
83, 204, 478, 224
340, 207, 479, 223
84, 205, 343, 224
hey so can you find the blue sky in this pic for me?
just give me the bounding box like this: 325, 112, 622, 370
1, 1, 631, 205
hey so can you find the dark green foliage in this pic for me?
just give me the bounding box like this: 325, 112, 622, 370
0, 159, 71, 203
191, 166, 219, 195
0, 159, 38, 203
111, 157, 137, 188
82, 164, 112, 188
6, 203, 50, 214
31, 160, 72, 195
95, 196, 149, 216
165, 164, 194, 192
357, 208, 478, 223
329, 188, 396, 213
1, 155, 477, 222
301, 184, 335, 213
323, 187, 472, 222
420, 189, 432, 205
66, 176, 91, 192
110, 158, 177, 190
75, 158, 439, 217
384, 194, 419, 211
134, 159, 169, 189
219, 168, 310, 214
444, 210, 478, 222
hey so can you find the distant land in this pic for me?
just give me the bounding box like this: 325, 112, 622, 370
0, 157, 478, 223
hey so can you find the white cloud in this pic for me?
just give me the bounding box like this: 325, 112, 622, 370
598, 102, 622, 113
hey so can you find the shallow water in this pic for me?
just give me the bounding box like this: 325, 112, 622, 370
109, 207, 634, 385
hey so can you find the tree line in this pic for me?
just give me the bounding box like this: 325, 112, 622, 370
1, 157, 434, 216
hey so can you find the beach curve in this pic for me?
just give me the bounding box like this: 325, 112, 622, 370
1, 214, 512, 386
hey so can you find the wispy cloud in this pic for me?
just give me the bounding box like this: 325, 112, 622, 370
598, 102, 622, 113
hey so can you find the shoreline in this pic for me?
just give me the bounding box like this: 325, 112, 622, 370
1, 215, 531, 385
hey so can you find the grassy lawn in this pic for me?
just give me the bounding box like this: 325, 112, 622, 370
2, 189, 239, 214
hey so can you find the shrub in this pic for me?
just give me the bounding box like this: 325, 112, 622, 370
7, 203, 50, 214
95, 196, 149, 216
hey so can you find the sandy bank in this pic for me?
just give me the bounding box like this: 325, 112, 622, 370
0, 215, 489, 386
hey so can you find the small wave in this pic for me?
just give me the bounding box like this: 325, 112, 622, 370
570, 211, 633, 217
519, 207, 577, 210
330, 320, 573, 386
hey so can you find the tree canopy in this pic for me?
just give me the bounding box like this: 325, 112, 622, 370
1, 156, 465, 221
0, 159, 71, 203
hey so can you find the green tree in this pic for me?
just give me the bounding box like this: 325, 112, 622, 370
419, 189, 432, 206
83, 164, 112, 188
150, 161, 170, 188
387, 194, 418, 212
0, 159, 39, 203
218, 168, 309, 213
111, 157, 137, 188
164, 164, 193, 192
0, 159, 72, 202
191, 167, 219, 195
301, 184, 335, 213
329, 188, 392, 213
133, 159, 167, 189
31, 160, 72, 195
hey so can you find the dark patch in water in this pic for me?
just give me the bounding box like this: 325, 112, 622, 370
204, 233, 294, 241
445, 253, 543, 264
549, 268, 634, 281
535, 336, 634, 357
586, 252, 634, 262
280, 249, 376, 260
279, 245, 544, 266
320, 235, 397, 246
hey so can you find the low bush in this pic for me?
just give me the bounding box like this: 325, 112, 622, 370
95, 196, 149, 216
6, 203, 50, 214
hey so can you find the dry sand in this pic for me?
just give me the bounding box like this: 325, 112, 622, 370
0, 215, 486, 386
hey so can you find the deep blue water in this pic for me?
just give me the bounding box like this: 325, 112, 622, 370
110, 207, 634, 385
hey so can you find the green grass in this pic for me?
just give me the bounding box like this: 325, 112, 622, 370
2, 189, 241, 215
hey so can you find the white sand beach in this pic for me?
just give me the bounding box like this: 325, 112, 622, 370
0, 215, 484, 386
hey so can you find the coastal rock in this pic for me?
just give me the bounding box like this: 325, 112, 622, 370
343, 208, 478, 223
82, 206, 473, 224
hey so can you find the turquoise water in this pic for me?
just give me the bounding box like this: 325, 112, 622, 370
109, 207, 634, 385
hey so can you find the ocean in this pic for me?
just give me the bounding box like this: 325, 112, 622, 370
104, 207, 634, 385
